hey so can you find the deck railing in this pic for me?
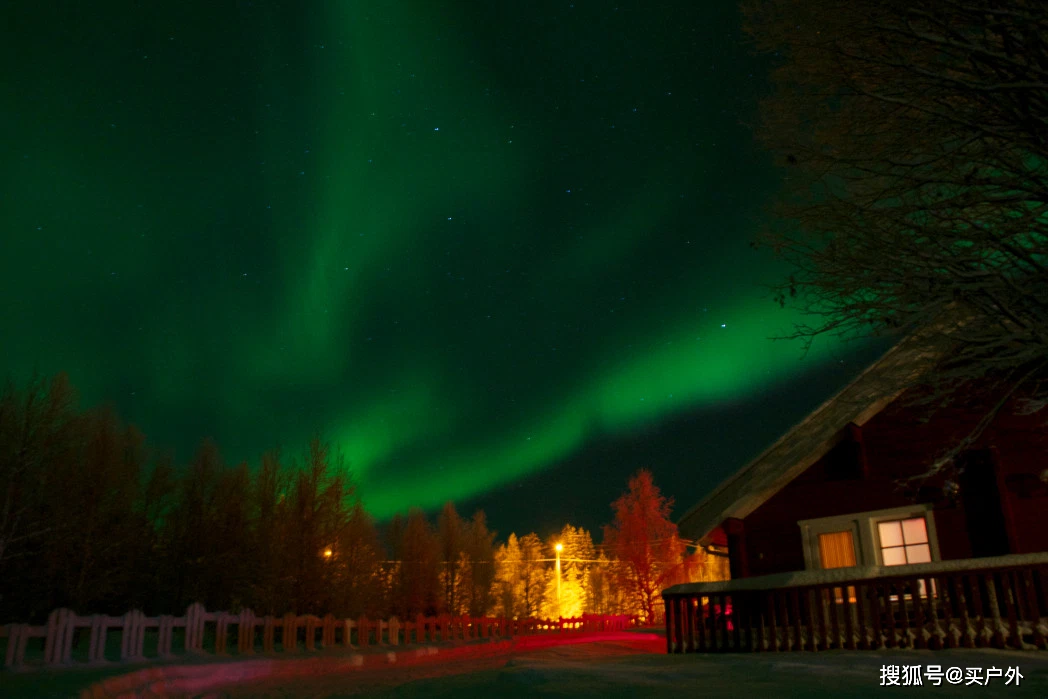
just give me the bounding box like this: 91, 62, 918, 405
0, 605, 633, 670
663, 553, 1048, 653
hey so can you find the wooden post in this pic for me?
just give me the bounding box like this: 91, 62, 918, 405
44, 608, 75, 666
347, 620, 360, 649
664, 597, 676, 653
1021, 569, 1045, 649
87, 615, 108, 663
911, 579, 926, 650
4, 623, 30, 668
263, 616, 276, 653
684, 597, 696, 652
928, 576, 946, 650
186, 603, 207, 653
215, 613, 230, 655
121, 610, 146, 661
1002, 571, 1022, 649
803, 590, 816, 651
239, 609, 255, 654
357, 616, 369, 648
955, 577, 973, 648
389, 617, 400, 646
826, 588, 839, 650
158, 615, 175, 657
941, 576, 957, 648
983, 572, 1005, 648
756, 594, 767, 652
815, 588, 828, 651
789, 589, 803, 651
282, 613, 298, 651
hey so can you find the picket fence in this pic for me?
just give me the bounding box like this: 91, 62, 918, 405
0, 604, 634, 670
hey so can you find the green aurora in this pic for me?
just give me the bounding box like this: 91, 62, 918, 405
1, 1, 862, 525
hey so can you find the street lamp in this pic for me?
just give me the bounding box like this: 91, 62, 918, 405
554, 542, 563, 616
323, 548, 333, 559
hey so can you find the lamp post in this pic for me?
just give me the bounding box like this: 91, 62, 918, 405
554, 542, 563, 616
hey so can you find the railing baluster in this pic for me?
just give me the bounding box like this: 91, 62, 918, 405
855, 582, 870, 650
967, 573, 986, 648
815, 587, 828, 651
1022, 569, 1045, 649
731, 594, 741, 651
882, 582, 896, 648
789, 588, 803, 651
778, 590, 791, 651
743, 592, 754, 652
869, 583, 884, 650
715, 593, 726, 652
842, 585, 856, 650
896, 580, 910, 648
665, 597, 676, 654
767, 593, 778, 652
803, 589, 816, 651
1003, 570, 1022, 649
941, 576, 956, 649
828, 586, 840, 649
955, 576, 973, 648
696, 595, 707, 652
984, 572, 1005, 648
911, 578, 926, 649
685, 596, 696, 652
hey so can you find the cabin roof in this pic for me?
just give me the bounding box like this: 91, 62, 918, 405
678, 330, 941, 542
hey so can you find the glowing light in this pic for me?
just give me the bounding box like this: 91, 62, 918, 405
323, 548, 333, 558
554, 543, 563, 552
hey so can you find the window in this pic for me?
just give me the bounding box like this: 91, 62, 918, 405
799, 504, 939, 571
877, 517, 931, 565
817, 531, 857, 569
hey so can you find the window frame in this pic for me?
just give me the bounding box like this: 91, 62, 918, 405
798, 503, 941, 571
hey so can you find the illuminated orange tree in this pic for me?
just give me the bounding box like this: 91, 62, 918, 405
603, 469, 685, 623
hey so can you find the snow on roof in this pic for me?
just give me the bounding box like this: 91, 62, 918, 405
677, 329, 942, 543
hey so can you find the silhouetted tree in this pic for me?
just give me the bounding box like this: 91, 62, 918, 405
459, 510, 496, 617
0, 374, 76, 586
436, 501, 464, 613
393, 509, 440, 617
163, 439, 224, 611
246, 448, 287, 615
745, 0, 1048, 473
327, 502, 383, 617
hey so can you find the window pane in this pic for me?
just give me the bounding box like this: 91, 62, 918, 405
901, 517, 928, 544
818, 531, 857, 569
878, 521, 903, 548
905, 544, 932, 564
882, 547, 907, 566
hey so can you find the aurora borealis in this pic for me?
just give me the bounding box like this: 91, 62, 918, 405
2, 1, 880, 535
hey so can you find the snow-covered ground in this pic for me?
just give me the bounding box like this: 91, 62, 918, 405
214, 635, 1048, 698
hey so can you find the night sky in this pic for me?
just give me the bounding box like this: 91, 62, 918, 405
2, 1, 885, 538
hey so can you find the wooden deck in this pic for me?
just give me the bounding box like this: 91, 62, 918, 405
663, 553, 1048, 653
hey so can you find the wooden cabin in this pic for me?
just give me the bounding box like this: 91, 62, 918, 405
663, 334, 1048, 653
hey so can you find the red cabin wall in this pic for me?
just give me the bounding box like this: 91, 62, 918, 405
735, 393, 1048, 578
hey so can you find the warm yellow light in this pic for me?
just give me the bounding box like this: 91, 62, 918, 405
323, 548, 333, 558
555, 543, 563, 552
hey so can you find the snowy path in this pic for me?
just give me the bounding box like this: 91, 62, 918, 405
212, 636, 1048, 698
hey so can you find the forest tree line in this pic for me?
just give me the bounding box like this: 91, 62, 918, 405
0, 373, 726, 625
